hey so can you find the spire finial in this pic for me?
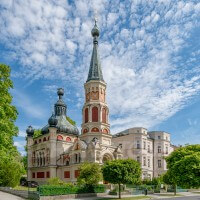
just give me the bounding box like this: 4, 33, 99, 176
94, 17, 97, 26
57, 88, 64, 99
86, 19, 104, 83
91, 19, 99, 38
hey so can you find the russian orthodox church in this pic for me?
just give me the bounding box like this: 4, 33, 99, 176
27, 22, 174, 184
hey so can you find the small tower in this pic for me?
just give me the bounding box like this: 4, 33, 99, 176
26, 125, 34, 181
26, 125, 34, 147
80, 21, 112, 146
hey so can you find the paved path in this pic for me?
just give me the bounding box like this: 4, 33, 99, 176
157, 197, 200, 200
73, 192, 200, 200
0, 191, 24, 200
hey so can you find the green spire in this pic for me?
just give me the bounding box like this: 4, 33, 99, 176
87, 20, 104, 82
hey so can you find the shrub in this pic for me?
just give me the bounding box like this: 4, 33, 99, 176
38, 185, 77, 196
47, 177, 67, 186
38, 184, 106, 196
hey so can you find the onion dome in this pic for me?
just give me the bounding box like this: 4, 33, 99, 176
91, 20, 100, 37
41, 88, 79, 136
26, 125, 34, 137
48, 113, 58, 127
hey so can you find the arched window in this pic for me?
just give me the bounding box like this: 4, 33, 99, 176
85, 108, 88, 123
43, 153, 45, 166
91, 127, 99, 132
83, 128, 88, 134
102, 107, 106, 123
92, 107, 98, 122
43, 137, 46, 142
102, 128, 108, 134
57, 135, 63, 141
66, 137, 71, 142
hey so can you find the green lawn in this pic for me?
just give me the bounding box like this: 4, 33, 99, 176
156, 194, 182, 196
192, 192, 200, 194
14, 185, 37, 191
97, 196, 152, 200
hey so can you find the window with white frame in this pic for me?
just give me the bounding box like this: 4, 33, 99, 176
143, 157, 146, 166
148, 145, 150, 153
136, 141, 140, 149
158, 160, 162, 168
166, 146, 168, 154
158, 146, 162, 153
143, 141, 146, 149
148, 159, 150, 167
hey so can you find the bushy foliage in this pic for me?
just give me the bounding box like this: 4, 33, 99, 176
0, 148, 24, 187
38, 183, 105, 196
38, 185, 77, 196
164, 144, 200, 193
102, 159, 141, 198
77, 162, 102, 186
47, 177, 69, 186
0, 64, 25, 187
77, 184, 105, 194
33, 129, 42, 138
66, 116, 76, 126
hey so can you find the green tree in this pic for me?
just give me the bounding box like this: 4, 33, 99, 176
0, 151, 24, 187
0, 64, 25, 187
0, 64, 18, 150
163, 170, 177, 195
165, 145, 200, 192
66, 116, 76, 126
77, 162, 102, 191
102, 159, 141, 199
33, 129, 42, 138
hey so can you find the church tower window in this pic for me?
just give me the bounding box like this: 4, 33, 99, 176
92, 107, 98, 122
85, 108, 88, 123
102, 107, 106, 123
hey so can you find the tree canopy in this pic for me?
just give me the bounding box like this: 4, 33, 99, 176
0, 64, 25, 187
0, 64, 18, 150
33, 129, 42, 138
102, 159, 141, 198
165, 144, 200, 190
77, 162, 102, 186
66, 116, 76, 126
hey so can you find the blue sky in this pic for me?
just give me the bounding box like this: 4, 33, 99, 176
0, 0, 200, 155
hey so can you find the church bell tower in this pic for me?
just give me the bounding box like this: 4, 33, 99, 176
80, 21, 112, 146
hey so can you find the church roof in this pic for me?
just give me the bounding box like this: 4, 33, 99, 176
86, 21, 104, 82
41, 88, 79, 136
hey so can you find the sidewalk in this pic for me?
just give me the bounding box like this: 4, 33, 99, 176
73, 191, 200, 200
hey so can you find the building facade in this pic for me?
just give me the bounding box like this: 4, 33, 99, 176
27, 22, 174, 184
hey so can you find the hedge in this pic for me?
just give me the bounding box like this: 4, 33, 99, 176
38, 184, 106, 196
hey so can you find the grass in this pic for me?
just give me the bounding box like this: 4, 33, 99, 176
14, 185, 37, 191
156, 193, 183, 196
97, 196, 152, 200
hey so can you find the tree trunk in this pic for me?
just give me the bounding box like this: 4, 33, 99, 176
174, 184, 176, 196
118, 183, 121, 199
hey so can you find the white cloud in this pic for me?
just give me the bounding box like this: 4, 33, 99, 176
1, 0, 200, 135
107, 13, 118, 26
